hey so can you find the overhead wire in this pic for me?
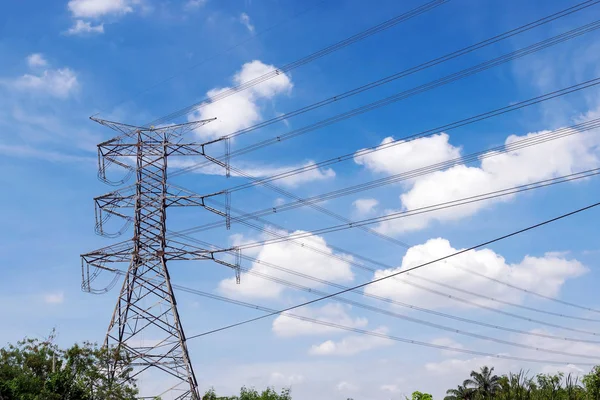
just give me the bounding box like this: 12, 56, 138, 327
104, 269, 600, 366
148, 0, 449, 126
453, 265, 600, 315
106, 77, 600, 219
217, 0, 600, 142
184, 200, 600, 340
166, 168, 600, 326
169, 19, 600, 178
215, 170, 600, 250
161, 229, 600, 339
175, 116, 600, 234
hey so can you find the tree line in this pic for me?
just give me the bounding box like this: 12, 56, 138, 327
443, 365, 600, 400
3, 336, 600, 399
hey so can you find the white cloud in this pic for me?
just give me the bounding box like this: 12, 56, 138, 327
353, 198, 378, 216
26, 53, 47, 68
354, 133, 461, 175
240, 12, 255, 33
13, 67, 78, 98
184, 0, 206, 10
189, 60, 292, 141
66, 20, 105, 35
365, 128, 600, 235
309, 326, 391, 356
44, 292, 65, 304
364, 238, 587, 310
68, 0, 134, 18
218, 229, 354, 299
272, 304, 367, 337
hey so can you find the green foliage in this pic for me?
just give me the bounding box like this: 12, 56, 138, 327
203, 386, 292, 400
444, 365, 600, 400
0, 334, 138, 400
411, 390, 434, 400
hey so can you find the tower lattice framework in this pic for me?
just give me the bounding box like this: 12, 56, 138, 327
81, 117, 239, 399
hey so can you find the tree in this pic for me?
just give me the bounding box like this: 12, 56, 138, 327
0, 335, 138, 400
411, 391, 433, 400
203, 386, 292, 400
444, 380, 475, 400
465, 366, 502, 399
582, 366, 600, 400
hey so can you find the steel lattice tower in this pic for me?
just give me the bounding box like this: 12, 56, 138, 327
81, 117, 239, 399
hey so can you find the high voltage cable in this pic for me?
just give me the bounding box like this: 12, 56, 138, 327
105, 1, 328, 113
215, 0, 600, 142
237, 269, 600, 349
103, 251, 600, 356
163, 169, 600, 324
170, 21, 600, 178
175, 117, 600, 234
185, 200, 600, 340
104, 269, 600, 366
159, 233, 600, 339
90, 170, 599, 327
453, 265, 600, 315
172, 286, 600, 366
224, 83, 600, 191
148, 0, 448, 126
193, 170, 600, 251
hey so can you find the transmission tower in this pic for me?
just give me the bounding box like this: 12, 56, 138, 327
81, 117, 239, 399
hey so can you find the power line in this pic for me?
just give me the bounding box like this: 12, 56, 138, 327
170, 21, 600, 178
217, 0, 600, 142
185, 200, 600, 340
176, 117, 600, 234
453, 264, 600, 315
201, 171, 600, 327
210, 170, 600, 251
106, 269, 600, 366
148, 0, 448, 126
93, 169, 600, 332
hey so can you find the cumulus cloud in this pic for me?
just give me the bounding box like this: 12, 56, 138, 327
66, 20, 104, 35
272, 304, 367, 337
189, 60, 293, 141
353, 198, 378, 216
357, 128, 600, 235
68, 0, 134, 18
364, 238, 587, 310
218, 229, 354, 299
26, 53, 47, 68
240, 13, 255, 33
9, 55, 79, 98
14, 68, 78, 98
44, 292, 65, 304
354, 133, 461, 175
309, 326, 391, 356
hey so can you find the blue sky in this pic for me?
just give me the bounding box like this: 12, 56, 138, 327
2, 0, 600, 398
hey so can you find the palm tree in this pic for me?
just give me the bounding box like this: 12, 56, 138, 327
465, 366, 502, 399
444, 380, 475, 400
